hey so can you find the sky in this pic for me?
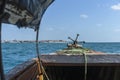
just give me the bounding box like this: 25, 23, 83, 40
2, 0, 120, 42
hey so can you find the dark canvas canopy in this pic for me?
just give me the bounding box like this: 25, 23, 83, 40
1, 0, 54, 30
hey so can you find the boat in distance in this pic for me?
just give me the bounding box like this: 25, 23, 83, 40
0, 0, 120, 80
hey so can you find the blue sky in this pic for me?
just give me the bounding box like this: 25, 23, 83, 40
2, 0, 120, 42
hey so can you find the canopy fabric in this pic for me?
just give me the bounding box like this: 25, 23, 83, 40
2, 0, 54, 30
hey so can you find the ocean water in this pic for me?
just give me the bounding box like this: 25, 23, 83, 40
2, 42, 120, 73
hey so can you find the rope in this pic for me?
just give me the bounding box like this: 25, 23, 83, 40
82, 50, 88, 80
66, 48, 88, 80
35, 26, 49, 80
83, 53, 87, 80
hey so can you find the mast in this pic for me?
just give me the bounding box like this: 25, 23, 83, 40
0, 0, 7, 80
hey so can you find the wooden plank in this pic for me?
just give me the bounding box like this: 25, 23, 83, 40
5, 54, 120, 80
5, 60, 36, 80
16, 64, 38, 80
41, 54, 120, 66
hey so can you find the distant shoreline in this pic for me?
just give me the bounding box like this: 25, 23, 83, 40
2, 40, 120, 43
2, 40, 67, 43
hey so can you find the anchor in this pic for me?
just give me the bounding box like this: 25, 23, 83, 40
67, 34, 85, 48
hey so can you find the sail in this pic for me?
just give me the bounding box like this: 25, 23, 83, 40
2, 0, 54, 30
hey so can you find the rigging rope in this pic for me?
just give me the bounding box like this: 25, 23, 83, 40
35, 26, 49, 80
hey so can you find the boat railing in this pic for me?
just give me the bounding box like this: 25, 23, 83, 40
5, 58, 42, 80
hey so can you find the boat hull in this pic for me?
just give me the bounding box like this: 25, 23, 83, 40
5, 54, 120, 80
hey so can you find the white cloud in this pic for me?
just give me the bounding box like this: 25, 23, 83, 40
111, 3, 120, 10
114, 29, 120, 32
96, 24, 102, 27
46, 27, 54, 31
80, 14, 88, 19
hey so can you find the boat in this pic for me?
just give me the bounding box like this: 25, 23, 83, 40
5, 34, 120, 80
0, 0, 120, 80
56, 34, 103, 55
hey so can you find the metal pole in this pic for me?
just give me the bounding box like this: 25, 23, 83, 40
0, 23, 5, 80
0, 0, 7, 80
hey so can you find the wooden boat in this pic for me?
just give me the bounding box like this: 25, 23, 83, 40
5, 35, 120, 80
0, 0, 120, 80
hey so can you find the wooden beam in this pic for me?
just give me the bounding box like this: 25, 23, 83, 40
5, 60, 37, 80
41, 54, 120, 66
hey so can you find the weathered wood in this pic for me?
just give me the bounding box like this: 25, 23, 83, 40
5, 54, 120, 80
45, 66, 120, 80
5, 60, 38, 80
41, 54, 120, 66
16, 64, 38, 80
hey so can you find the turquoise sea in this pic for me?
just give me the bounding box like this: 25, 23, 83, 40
2, 42, 120, 73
